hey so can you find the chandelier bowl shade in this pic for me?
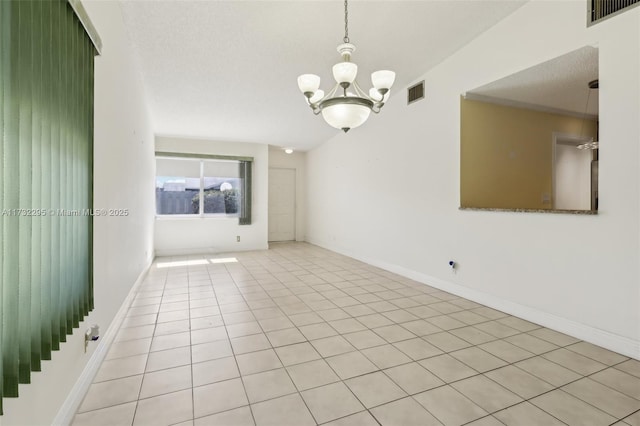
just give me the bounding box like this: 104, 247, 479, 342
319, 97, 373, 132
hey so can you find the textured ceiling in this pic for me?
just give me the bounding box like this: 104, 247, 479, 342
120, 0, 527, 151
468, 46, 599, 117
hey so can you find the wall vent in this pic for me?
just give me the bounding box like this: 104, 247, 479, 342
589, 0, 639, 24
407, 81, 425, 105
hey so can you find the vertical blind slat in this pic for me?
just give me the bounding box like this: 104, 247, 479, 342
50, 0, 61, 352
81, 39, 87, 318
59, 1, 66, 340
0, 0, 7, 415
81, 30, 90, 318
87, 40, 94, 313
40, 0, 53, 363
3, 0, 21, 398
70, 10, 78, 330
30, 0, 43, 372
64, 2, 74, 337
17, 0, 33, 385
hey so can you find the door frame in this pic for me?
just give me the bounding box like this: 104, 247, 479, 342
268, 167, 297, 242
551, 132, 593, 210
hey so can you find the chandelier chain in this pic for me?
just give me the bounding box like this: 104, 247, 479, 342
343, 0, 349, 43
579, 86, 592, 139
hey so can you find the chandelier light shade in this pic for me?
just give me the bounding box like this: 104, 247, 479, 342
577, 140, 599, 150
297, 74, 321, 96
332, 62, 358, 84
321, 101, 372, 131
297, 0, 395, 132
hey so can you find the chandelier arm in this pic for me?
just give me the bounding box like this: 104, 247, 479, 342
352, 80, 385, 109
317, 83, 340, 104
351, 80, 370, 99
306, 98, 318, 110
307, 83, 341, 111
302, 95, 317, 111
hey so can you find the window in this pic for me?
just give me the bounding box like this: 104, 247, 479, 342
155, 158, 201, 215
155, 154, 252, 224
203, 160, 242, 215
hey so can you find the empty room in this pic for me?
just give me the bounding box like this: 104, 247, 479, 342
0, 0, 639, 425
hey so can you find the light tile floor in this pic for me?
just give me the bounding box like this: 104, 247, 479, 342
73, 242, 640, 426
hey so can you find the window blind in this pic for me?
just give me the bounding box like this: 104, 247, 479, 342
0, 0, 96, 414
239, 161, 252, 225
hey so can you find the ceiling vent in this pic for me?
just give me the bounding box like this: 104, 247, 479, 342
589, 0, 639, 24
407, 81, 425, 105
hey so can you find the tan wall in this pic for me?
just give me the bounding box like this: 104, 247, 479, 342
460, 97, 597, 209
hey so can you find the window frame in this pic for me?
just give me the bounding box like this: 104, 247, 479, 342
155, 152, 252, 223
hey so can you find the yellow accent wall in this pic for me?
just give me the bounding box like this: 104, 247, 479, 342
460, 97, 597, 209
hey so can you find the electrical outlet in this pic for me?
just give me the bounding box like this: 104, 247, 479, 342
236, 236, 240, 242
541, 192, 551, 204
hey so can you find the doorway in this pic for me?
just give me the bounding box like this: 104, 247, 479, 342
552, 133, 596, 210
268, 168, 296, 241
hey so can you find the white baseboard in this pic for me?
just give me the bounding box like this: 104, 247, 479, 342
53, 259, 153, 425
308, 238, 640, 360
155, 244, 269, 258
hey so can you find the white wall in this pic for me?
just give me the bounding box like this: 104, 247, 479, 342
1, 1, 156, 424
155, 137, 269, 256
268, 147, 307, 242
306, 1, 639, 358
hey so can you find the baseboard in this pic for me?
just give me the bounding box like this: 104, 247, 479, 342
52, 258, 153, 425
155, 244, 269, 257
308, 237, 640, 360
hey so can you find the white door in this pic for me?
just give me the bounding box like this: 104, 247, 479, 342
269, 168, 296, 241
554, 140, 592, 210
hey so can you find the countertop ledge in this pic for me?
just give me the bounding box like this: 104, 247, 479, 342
459, 207, 597, 215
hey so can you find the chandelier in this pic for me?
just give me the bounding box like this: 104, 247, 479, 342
297, 0, 396, 133
577, 79, 599, 150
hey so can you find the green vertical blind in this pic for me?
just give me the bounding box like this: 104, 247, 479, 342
0, 0, 96, 414
239, 160, 252, 225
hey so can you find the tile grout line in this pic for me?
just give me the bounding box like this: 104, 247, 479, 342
75, 245, 639, 426
217, 260, 259, 426
187, 262, 197, 426
129, 266, 168, 426
242, 258, 325, 425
